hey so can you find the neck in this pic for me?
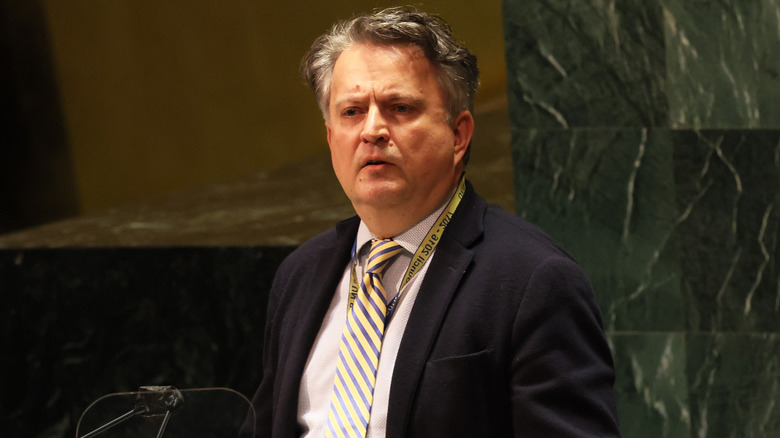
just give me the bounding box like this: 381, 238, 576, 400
355, 178, 462, 239
356, 208, 426, 239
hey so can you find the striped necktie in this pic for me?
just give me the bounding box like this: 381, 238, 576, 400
325, 239, 404, 438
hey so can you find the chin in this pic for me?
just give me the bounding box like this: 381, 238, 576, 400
351, 183, 406, 208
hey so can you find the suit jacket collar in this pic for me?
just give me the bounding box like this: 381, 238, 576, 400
385, 181, 486, 438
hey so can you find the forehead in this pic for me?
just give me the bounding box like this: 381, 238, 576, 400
329, 43, 441, 99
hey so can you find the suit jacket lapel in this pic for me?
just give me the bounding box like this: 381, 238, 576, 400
275, 217, 360, 436
385, 183, 486, 438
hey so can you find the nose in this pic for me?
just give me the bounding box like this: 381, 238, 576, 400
361, 105, 389, 144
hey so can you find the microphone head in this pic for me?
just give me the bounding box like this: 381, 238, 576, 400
135, 386, 184, 415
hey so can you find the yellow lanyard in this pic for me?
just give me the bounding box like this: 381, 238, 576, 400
347, 176, 466, 320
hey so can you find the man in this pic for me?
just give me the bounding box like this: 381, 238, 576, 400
246, 6, 620, 438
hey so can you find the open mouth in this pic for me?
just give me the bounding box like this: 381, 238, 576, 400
364, 160, 388, 167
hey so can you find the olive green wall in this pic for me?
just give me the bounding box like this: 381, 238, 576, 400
41, 1, 507, 214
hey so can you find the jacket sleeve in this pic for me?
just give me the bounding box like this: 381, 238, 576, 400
240, 260, 287, 438
510, 255, 621, 437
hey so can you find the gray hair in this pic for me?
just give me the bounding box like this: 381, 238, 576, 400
300, 6, 480, 124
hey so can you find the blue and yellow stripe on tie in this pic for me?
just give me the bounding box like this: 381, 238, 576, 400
326, 239, 403, 438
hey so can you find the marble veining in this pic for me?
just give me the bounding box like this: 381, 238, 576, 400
745, 204, 774, 315
623, 129, 646, 244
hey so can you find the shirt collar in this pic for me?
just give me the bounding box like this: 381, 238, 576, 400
355, 186, 457, 257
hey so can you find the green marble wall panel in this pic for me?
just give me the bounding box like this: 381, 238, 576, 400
687, 333, 780, 437
503, 0, 668, 128
663, 0, 780, 128
610, 333, 690, 438
672, 131, 780, 332
504, 0, 780, 436
504, 0, 780, 129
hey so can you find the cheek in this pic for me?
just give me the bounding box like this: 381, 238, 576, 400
329, 125, 360, 147
328, 134, 356, 172
410, 130, 454, 159
328, 129, 348, 153
330, 148, 349, 172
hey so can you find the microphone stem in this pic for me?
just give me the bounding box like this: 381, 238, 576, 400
80, 404, 146, 438
155, 410, 172, 438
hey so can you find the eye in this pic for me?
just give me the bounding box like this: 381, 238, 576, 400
343, 108, 358, 117
395, 105, 411, 113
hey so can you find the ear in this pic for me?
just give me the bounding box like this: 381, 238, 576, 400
452, 110, 474, 165
326, 122, 333, 148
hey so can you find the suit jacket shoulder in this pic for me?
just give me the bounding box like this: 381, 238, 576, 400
387, 183, 620, 438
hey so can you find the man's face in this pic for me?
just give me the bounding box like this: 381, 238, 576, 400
326, 43, 472, 220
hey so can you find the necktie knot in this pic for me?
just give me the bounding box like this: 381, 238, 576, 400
366, 239, 403, 278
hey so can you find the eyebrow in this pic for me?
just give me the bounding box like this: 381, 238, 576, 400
387, 94, 425, 107
331, 96, 364, 108
332, 92, 425, 108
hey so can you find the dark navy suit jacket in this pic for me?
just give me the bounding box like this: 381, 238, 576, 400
246, 181, 620, 437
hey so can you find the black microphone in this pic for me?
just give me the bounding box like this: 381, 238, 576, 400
79, 386, 184, 438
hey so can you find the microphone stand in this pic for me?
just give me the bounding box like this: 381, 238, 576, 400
79, 386, 184, 438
